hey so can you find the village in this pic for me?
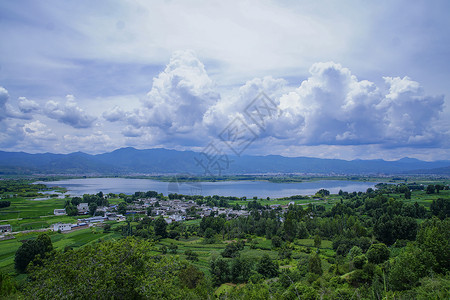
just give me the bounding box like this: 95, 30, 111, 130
49, 196, 305, 233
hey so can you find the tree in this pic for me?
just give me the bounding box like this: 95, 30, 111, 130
308, 252, 323, 275
416, 217, 449, 274
316, 189, 330, 197
178, 264, 204, 289
314, 235, 322, 248
434, 184, 444, 193
25, 237, 207, 299
256, 254, 279, 278
221, 241, 244, 258
15, 233, 53, 273
230, 257, 253, 283
271, 235, 282, 248
185, 250, 199, 261
297, 222, 309, 239
210, 257, 230, 286
117, 202, 127, 215
154, 216, 168, 238
430, 198, 450, 220
366, 243, 389, 264
88, 202, 97, 216
404, 190, 411, 199
0, 201, 11, 208
426, 184, 435, 194
374, 214, 417, 245
65, 204, 78, 216
389, 245, 434, 291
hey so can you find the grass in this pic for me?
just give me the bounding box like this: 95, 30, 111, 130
0, 196, 68, 220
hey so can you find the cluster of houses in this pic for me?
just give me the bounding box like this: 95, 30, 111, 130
139, 198, 251, 223
47, 196, 319, 233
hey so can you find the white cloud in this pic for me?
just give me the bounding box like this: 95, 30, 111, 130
203, 76, 288, 137
18, 97, 39, 113
44, 95, 96, 128
121, 125, 144, 138
273, 62, 445, 147
103, 105, 125, 122
23, 120, 56, 141
125, 50, 220, 138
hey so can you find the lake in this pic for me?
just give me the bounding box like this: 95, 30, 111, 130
38, 178, 381, 198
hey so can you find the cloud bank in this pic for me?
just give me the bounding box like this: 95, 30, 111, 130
104, 52, 446, 153
0, 51, 448, 159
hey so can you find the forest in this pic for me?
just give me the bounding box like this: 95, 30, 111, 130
0, 179, 449, 299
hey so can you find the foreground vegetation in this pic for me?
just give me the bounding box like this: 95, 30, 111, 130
0, 178, 448, 299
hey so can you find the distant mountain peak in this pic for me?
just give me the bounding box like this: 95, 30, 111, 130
397, 157, 421, 163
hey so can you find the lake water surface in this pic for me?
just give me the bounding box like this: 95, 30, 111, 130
38, 178, 381, 198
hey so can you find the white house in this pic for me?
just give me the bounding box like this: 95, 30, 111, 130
77, 203, 89, 214
0, 224, 12, 233
53, 223, 72, 232
54, 209, 66, 216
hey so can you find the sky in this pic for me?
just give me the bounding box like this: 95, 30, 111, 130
0, 0, 449, 161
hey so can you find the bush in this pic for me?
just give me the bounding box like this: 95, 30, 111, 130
366, 243, 389, 264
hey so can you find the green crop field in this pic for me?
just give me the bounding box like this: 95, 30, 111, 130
0, 196, 67, 220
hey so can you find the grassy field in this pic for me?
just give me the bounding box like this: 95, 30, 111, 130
0, 196, 68, 220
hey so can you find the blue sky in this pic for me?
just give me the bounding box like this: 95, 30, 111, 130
0, 0, 449, 161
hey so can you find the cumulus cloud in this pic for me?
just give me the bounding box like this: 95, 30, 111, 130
44, 95, 96, 128
103, 105, 125, 122
273, 62, 445, 147
104, 56, 446, 153
23, 120, 56, 141
18, 97, 39, 113
127, 50, 220, 135
203, 76, 288, 137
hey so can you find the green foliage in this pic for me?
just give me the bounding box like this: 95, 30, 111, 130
178, 264, 204, 289
154, 216, 168, 238
25, 237, 208, 299
221, 241, 244, 258
366, 243, 390, 264
348, 246, 362, 260
430, 198, 450, 220
185, 249, 199, 261
389, 245, 435, 291
230, 257, 253, 283
0, 272, 18, 297
353, 255, 367, 269
308, 252, 323, 275
210, 257, 230, 286
256, 254, 279, 278
374, 214, 417, 245
168, 242, 178, 253
117, 202, 127, 215
271, 235, 282, 248
314, 234, 322, 248
14, 233, 53, 273
0, 200, 11, 208
416, 217, 450, 274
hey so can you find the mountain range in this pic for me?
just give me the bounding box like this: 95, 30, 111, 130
0, 147, 449, 176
